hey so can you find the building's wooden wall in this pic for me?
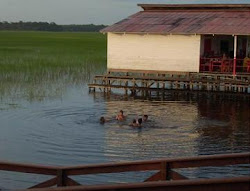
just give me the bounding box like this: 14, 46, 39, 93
108, 33, 201, 73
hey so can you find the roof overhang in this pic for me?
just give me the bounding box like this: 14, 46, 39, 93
138, 4, 250, 11
104, 32, 250, 36
100, 4, 250, 35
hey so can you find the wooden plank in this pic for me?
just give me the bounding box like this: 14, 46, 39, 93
1, 153, 249, 189
170, 170, 188, 180
0, 161, 59, 175
160, 162, 167, 180
29, 178, 57, 189
108, 70, 250, 79
63, 153, 250, 176
65, 177, 81, 186
22, 176, 250, 191
92, 75, 250, 85
108, 68, 190, 75
64, 162, 161, 176
169, 153, 250, 169
144, 171, 161, 182
88, 84, 250, 96
57, 169, 67, 187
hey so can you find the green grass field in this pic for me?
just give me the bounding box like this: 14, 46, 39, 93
0, 31, 107, 101
0, 31, 107, 74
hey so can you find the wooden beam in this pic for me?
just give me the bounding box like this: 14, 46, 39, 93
65, 177, 81, 186
62, 153, 250, 176
28, 178, 57, 189
108, 68, 190, 75
57, 169, 67, 187
0, 152, 249, 190
0, 161, 59, 175
170, 170, 188, 180
22, 176, 250, 191
90, 75, 250, 85
160, 162, 167, 180
64, 162, 161, 176
144, 171, 161, 182
169, 153, 250, 169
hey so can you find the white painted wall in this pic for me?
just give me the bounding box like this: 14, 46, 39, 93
107, 33, 201, 73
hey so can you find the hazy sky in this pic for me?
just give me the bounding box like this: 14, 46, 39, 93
0, 0, 249, 25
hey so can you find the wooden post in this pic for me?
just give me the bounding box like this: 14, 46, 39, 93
160, 162, 167, 180
233, 35, 237, 76
160, 161, 172, 181
57, 169, 66, 187
125, 80, 128, 95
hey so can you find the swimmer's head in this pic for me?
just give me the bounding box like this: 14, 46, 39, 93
138, 118, 142, 125
143, 115, 148, 121
100, 117, 105, 124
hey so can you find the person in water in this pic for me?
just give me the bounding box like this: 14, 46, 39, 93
143, 115, 148, 122
130, 119, 138, 127
137, 118, 142, 126
100, 117, 106, 124
116, 110, 125, 121
130, 118, 142, 127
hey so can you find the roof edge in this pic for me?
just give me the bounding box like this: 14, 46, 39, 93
138, 4, 250, 11
100, 31, 250, 36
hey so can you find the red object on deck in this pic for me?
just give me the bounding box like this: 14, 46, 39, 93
233, 58, 237, 75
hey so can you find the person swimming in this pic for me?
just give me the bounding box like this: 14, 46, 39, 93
100, 116, 106, 124
129, 118, 142, 128
137, 118, 142, 126
130, 119, 138, 127
116, 110, 126, 121
143, 115, 148, 122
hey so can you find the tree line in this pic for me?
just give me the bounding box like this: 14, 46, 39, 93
0, 21, 107, 32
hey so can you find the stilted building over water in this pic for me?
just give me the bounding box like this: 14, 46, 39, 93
89, 4, 250, 95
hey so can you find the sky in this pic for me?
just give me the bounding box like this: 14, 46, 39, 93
0, 0, 250, 25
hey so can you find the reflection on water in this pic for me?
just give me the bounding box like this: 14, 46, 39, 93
0, 68, 249, 189
102, 99, 199, 161
196, 99, 250, 155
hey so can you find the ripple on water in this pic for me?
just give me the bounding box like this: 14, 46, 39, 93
0, 89, 249, 188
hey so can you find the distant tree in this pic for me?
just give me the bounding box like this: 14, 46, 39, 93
0, 21, 107, 32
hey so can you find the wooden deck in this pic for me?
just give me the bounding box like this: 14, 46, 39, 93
0, 152, 249, 190
88, 72, 250, 95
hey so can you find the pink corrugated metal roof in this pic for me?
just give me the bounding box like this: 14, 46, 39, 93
101, 5, 250, 35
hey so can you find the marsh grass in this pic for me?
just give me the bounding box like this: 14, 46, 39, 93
0, 31, 107, 102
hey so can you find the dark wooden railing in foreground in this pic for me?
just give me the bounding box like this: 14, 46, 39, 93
22, 177, 250, 191
0, 152, 249, 190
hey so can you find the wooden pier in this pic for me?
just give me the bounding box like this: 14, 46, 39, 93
88, 71, 250, 96
0, 152, 249, 190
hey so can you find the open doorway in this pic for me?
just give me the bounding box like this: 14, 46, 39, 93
200, 35, 250, 74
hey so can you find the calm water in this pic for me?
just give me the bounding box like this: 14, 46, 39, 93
0, 67, 249, 189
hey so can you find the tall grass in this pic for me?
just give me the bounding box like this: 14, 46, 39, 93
0, 31, 107, 101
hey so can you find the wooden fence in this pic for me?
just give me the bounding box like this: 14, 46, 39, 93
88, 72, 250, 94
0, 152, 249, 190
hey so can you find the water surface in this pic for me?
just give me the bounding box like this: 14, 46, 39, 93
0, 69, 249, 189
0, 32, 249, 189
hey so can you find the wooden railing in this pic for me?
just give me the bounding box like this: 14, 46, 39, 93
21, 177, 250, 191
0, 152, 249, 190
200, 58, 250, 74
